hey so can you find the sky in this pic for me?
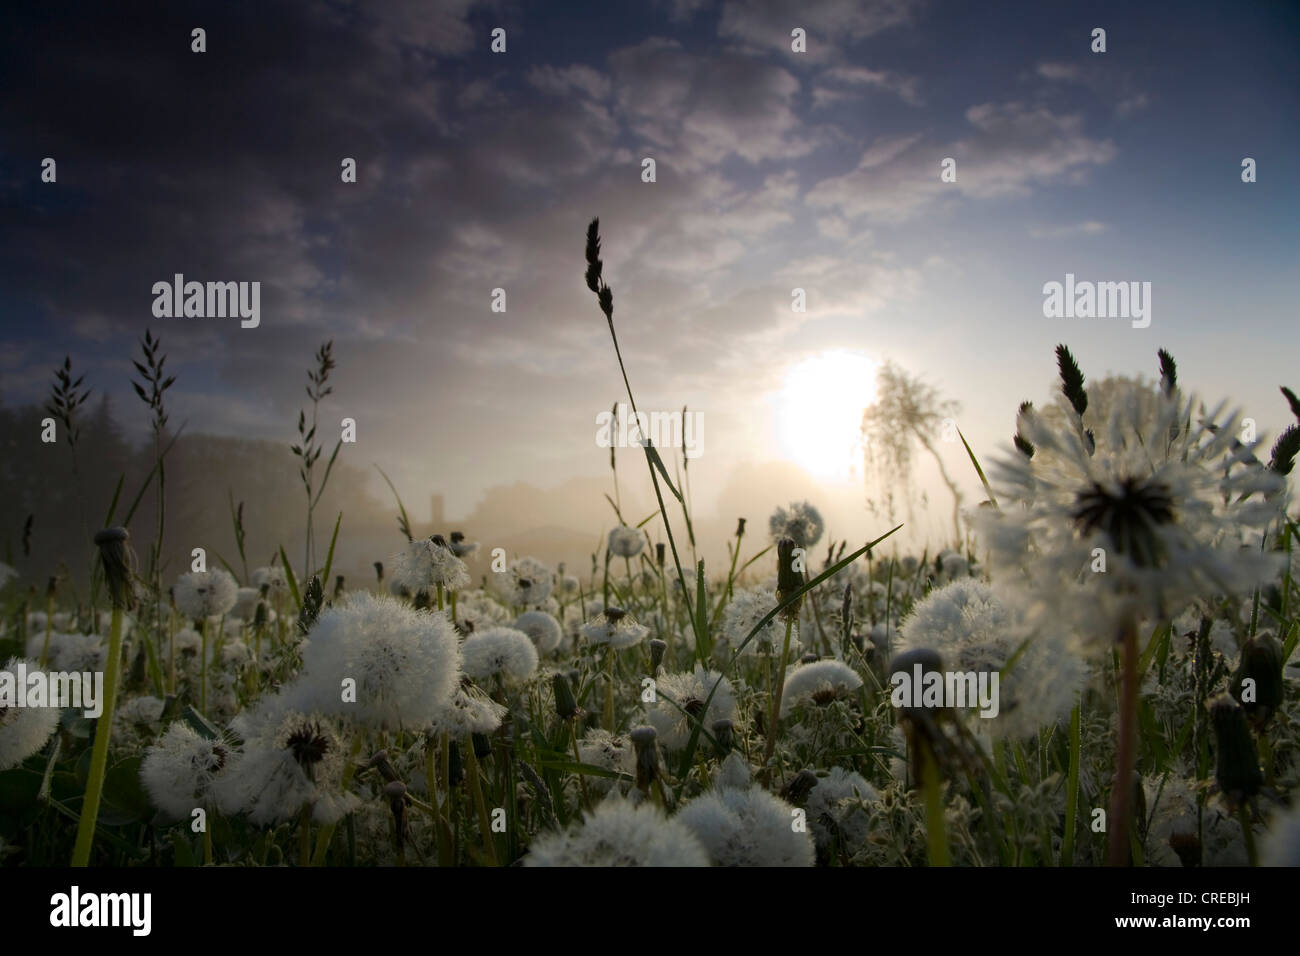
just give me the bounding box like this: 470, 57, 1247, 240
2, 0, 1298, 554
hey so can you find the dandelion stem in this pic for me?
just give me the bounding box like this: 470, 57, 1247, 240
761, 616, 795, 782
310, 735, 362, 866
199, 618, 208, 717
604, 646, 616, 730
921, 741, 950, 867
1108, 613, 1140, 866
71, 604, 124, 866
570, 719, 591, 810
465, 744, 499, 866
1238, 804, 1258, 866
39, 591, 54, 669
1061, 700, 1081, 866
298, 802, 312, 867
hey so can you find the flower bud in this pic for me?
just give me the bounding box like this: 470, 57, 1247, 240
629, 725, 659, 792
552, 671, 578, 720
1232, 631, 1284, 728
1210, 694, 1262, 805
93, 526, 135, 610
781, 769, 819, 806
776, 537, 802, 620
711, 718, 734, 756
648, 638, 667, 673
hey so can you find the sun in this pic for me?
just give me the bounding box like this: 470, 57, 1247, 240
774, 350, 878, 479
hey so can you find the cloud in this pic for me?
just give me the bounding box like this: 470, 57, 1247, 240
806, 102, 1115, 221
609, 38, 816, 170
718, 0, 921, 61
819, 65, 923, 105
1028, 221, 1108, 239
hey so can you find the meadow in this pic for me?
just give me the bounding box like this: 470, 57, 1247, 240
1, 220, 1297, 868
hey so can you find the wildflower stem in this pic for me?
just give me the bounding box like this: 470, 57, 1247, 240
1060, 700, 1081, 866
1237, 804, 1258, 866
604, 646, 616, 730
465, 744, 499, 866
569, 720, 591, 810
39, 591, 54, 668
1108, 613, 1140, 866
70, 604, 124, 866
438, 732, 454, 866
310, 735, 362, 866
921, 741, 950, 867
199, 618, 208, 717
298, 803, 312, 867
761, 616, 795, 782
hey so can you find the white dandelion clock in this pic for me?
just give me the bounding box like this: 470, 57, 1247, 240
723, 588, 796, 656
512, 610, 563, 655
769, 501, 825, 549
230, 587, 262, 624
430, 681, 507, 739
576, 729, 634, 795
896, 578, 1085, 738
806, 767, 879, 854
215, 712, 357, 825
391, 536, 470, 596
0, 658, 61, 770
524, 795, 708, 866
975, 379, 1285, 650
645, 666, 735, 752
493, 557, 555, 607
294, 592, 461, 730
581, 607, 649, 650
780, 659, 863, 717
677, 781, 815, 866
173, 569, 239, 622
607, 525, 644, 558
251, 565, 289, 599
461, 626, 539, 683
140, 722, 233, 818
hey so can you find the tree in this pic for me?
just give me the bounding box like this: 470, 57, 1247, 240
860, 360, 964, 543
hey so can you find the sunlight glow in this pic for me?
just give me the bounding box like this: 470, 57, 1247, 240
774, 350, 878, 480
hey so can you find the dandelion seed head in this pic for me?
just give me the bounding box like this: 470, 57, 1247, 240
897, 578, 1085, 737
391, 536, 471, 595
430, 680, 507, 739
607, 525, 644, 558
524, 795, 709, 867
581, 607, 649, 650
461, 626, 539, 682
251, 566, 288, 598
722, 587, 798, 656
513, 610, 563, 655
677, 783, 815, 866
140, 722, 232, 818
768, 501, 825, 549
293, 591, 461, 729
174, 569, 239, 621
215, 710, 357, 825
0, 658, 61, 770
577, 729, 634, 795
492, 557, 555, 607
645, 666, 736, 752
780, 659, 863, 717
807, 767, 878, 853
